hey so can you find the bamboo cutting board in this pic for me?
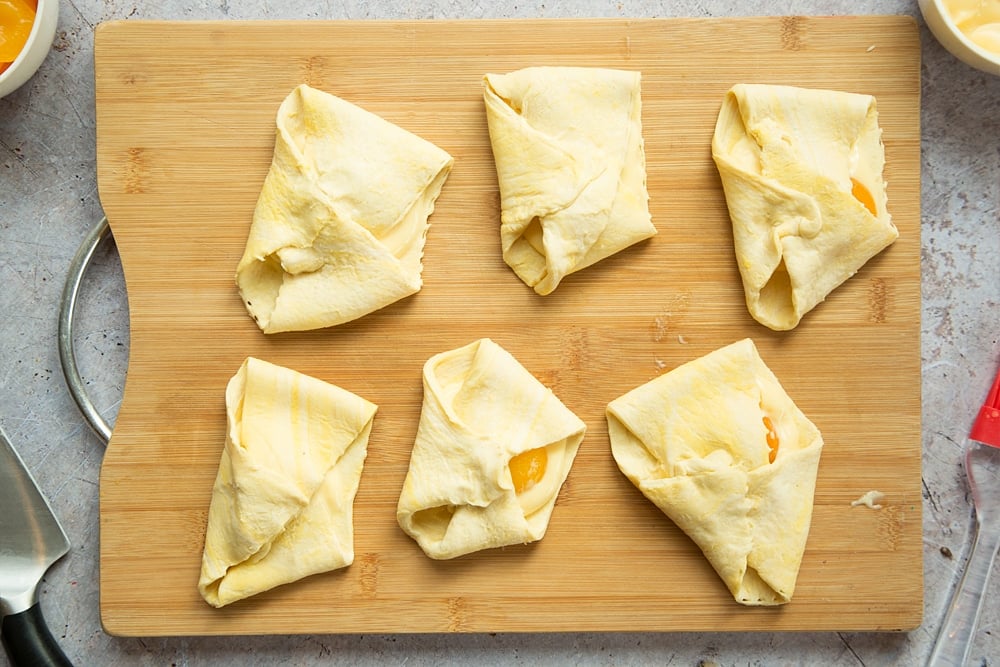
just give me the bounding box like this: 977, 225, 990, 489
95, 16, 922, 636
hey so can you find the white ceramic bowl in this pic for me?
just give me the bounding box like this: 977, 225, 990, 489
919, 0, 1000, 76
0, 0, 59, 99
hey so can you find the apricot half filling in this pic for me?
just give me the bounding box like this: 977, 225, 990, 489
509, 447, 547, 494
508, 443, 566, 516
763, 415, 780, 464
850, 177, 877, 216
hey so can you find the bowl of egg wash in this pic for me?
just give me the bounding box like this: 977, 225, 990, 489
919, 0, 1000, 75
0, 0, 59, 99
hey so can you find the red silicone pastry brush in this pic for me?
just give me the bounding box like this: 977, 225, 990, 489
970, 367, 1000, 449
928, 364, 1000, 666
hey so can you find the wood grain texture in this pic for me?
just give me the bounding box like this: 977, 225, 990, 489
95, 16, 922, 636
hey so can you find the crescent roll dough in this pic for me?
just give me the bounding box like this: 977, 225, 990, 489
607, 338, 823, 606
198, 357, 377, 607
712, 83, 898, 331
483, 67, 656, 295
236, 84, 453, 333
397, 338, 586, 559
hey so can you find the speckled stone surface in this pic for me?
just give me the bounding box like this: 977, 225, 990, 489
1, 1, 998, 665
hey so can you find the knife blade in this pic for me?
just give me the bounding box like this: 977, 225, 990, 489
0, 427, 73, 666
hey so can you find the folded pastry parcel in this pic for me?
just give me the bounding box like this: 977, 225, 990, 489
236, 84, 453, 333
607, 338, 823, 606
198, 357, 377, 607
712, 83, 898, 330
397, 338, 586, 559
483, 66, 656, 295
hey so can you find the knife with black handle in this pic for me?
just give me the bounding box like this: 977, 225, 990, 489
0, 429, 74, 666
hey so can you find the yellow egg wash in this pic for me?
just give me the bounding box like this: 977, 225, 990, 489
0, 0, 37, 69
509, 447, 547, 494
944, 0, 1000, 53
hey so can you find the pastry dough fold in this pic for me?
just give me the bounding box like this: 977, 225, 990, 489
607, 338, 823, 605
397, 338, 586, 559
483, 67, 656, 295
198, 357, 377, 607
237, 84, 453, 333
712, 83, 898, 330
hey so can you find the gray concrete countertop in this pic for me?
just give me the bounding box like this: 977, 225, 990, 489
2, 1, 998, 665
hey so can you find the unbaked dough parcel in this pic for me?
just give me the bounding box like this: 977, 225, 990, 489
606, 338, 824, 606
236, 84, 453, 333
397, 338, 586, 559
712, 83, 898, 331
198, 357, 377, 607
483, 66, 656, 295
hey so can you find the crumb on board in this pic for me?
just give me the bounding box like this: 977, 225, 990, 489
851, 490, 885, 509
866, 44, 876, 52
653, 316, 666, 342
677, 334, 688, 344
